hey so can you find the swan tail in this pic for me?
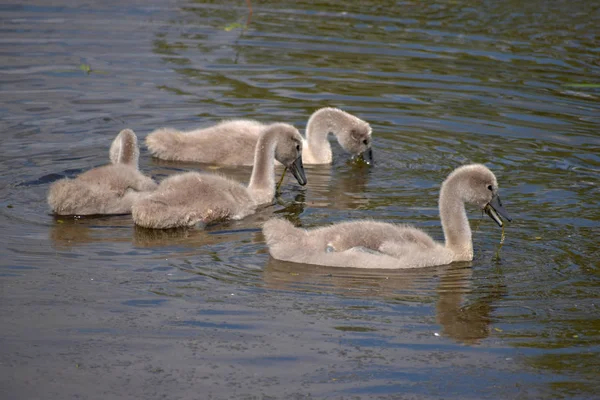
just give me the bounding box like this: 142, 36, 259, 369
262, 218, 306, 258
109, 129, 140, 168
48, 179, 85, 215
145, 127, 184, 161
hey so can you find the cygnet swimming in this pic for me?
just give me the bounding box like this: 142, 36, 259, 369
145, 107, 373, 165
132, 123, 307, 229
48, 129, 158, 215
263, 164, 511, 269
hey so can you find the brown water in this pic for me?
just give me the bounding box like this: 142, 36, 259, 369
1, 0, 599, 398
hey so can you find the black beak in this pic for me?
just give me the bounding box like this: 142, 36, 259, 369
484, 194, 512, 227
358, 147, 374, 165
288, 156, 307, 186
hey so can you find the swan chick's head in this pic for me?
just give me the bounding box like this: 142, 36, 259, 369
443, 164, 512, 227
269, 123, 307, 186
322, 108, 373, 164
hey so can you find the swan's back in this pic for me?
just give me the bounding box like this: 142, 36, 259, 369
264, 219, 435, 250
263, 219, 446, 269
146, 172, 252, 207
146, 120, 266, 166
76, 164, 153, 191
132, 172, 256, 229
48, 166, 142, 215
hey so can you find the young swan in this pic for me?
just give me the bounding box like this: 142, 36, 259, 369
132, 123, 307, 229
263, 164, 511, 269
48, 129, 158, 215
145, 107, 373, 165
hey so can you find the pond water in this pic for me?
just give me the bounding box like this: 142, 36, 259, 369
1, 0, 599, 398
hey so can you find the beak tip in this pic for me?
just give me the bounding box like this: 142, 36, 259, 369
289, 156, 307, 186
485, 196, 511, 227
358, 148, 374, 166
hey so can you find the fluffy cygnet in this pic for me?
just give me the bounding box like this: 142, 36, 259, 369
132, 123, 307, 229
48, 129, 158, 215
145, 107, 373, 166
263, 164, 511, 269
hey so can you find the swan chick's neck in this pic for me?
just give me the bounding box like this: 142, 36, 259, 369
439, 179, 473, 261
247, 128, 277, 205
304, 108, 338, 163
109, 129, 139, 168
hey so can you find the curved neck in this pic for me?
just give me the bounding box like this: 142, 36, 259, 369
439, 181, 473, 260
247, 131, 276, 204
110, 129, 139, 168
304, 109, 333, 163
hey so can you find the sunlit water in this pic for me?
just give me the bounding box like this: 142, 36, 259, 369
1, 0, 599, 398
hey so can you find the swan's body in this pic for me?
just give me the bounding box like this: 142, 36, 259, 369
145, 107, 372, 165
263, 164, 511, 269
48, 129, 158, 216
132, 123, 307, 229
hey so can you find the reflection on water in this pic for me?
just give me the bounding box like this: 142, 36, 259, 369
263, 257, 500, 345
132, 225, 239, 249
1, 0, 599, 397
49, 215, 133, 250
262, 256, 447, 299
436, 266, 508, 345
303, 163, 373, 212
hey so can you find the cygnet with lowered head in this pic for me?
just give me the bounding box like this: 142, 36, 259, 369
263, 164, 511, 269
145, 107, 373, 166
132, 123, 307, 229
48, 129, 158, 215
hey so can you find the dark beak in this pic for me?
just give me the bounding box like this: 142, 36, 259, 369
358, 147, 374, 166
484, 194, 512, 227
288, 156, 307, 186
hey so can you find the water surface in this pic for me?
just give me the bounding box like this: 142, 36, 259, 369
1, 0, 599, 398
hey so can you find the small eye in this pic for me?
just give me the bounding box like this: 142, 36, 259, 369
296, 144, 300, 151
362, 139, 369, 145
487, 184, 493, 191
